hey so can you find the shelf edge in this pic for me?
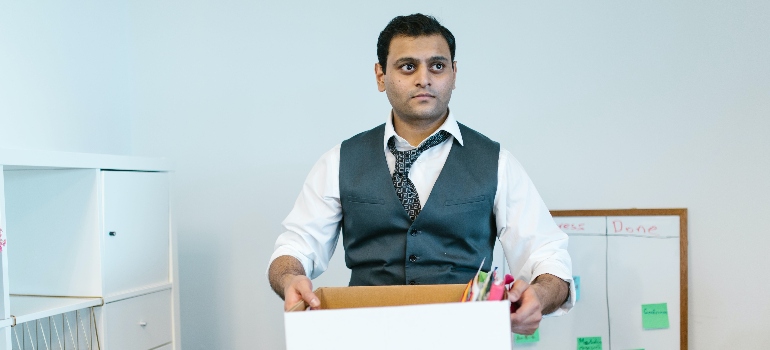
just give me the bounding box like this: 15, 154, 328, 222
9, 296, 104, 325
103, 282, 173, 304
0, 148, 171, 171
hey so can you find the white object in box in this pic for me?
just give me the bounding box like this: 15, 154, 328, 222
284, 284, 512, 350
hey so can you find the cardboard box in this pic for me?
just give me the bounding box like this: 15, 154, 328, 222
284, 284, 512, 350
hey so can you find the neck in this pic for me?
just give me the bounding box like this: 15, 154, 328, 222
392, 110, 449, 146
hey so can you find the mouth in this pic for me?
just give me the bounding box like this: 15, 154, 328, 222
412, 93, 435, 99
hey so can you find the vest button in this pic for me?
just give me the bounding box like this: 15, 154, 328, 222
409, 280, 416, 285
410, 230, 419, 236
409, 254, 418, 262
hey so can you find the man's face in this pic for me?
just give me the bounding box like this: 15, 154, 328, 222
376, 34, 457, 124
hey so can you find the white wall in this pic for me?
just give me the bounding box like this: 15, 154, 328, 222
0, 1, 133, 154
3, 1, 769, 349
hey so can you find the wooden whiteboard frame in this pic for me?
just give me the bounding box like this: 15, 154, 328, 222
550, 208, 688, 350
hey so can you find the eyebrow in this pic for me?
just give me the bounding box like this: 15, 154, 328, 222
393, 56, 450, 66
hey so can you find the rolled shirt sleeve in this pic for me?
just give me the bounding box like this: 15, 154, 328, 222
495, 148, 576, 316
268, 145, 343, 279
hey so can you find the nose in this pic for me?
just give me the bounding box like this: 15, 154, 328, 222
414, 66, 431, 88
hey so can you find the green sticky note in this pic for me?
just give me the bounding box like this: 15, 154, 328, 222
514, 328, 540, 343
577, 336, 602, 350
574, 276, 581, 302
642, 303, 670, 329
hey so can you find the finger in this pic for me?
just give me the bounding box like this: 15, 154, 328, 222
283, 287, 306, 311
290, 276, 320, 308
510, 322, 538, 335
510, 307, 542, 335
511, 297, 541, 324
510, 289, 543, 334
298, 285, 320, 309
283, 276, 320, 311
508, 280, 529, 303
512, 289, 541, 319
284, 297, 304, 311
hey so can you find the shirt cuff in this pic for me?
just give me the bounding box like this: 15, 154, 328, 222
532, 261, 576, 317
267, 246, 315, 279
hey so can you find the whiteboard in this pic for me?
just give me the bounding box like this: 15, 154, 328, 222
512, 209, 688, 350
530, 236, 610, 348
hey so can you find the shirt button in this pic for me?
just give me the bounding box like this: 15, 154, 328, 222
410, 230, 419, 237
409, 255, 418, 262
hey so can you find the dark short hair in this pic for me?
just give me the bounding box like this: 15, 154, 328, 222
377, 13, 456, 74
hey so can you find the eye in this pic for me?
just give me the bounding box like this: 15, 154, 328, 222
434, 63, 444, 70
401, 63, 415, 72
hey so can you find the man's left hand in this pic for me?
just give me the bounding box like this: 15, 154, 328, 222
508, 279, 543, 335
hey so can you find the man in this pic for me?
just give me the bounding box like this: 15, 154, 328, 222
268, 13, 574, 335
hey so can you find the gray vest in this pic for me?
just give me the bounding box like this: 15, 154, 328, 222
339, 123, 500, 286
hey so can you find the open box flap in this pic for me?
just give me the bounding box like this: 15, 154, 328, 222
286, 284, 468, 311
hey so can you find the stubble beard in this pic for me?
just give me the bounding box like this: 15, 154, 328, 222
390, 94, 452, 127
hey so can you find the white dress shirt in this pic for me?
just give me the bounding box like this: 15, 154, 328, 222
270, 112, 575, 315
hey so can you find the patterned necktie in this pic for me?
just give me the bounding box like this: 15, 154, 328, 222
388, 130, 451, 221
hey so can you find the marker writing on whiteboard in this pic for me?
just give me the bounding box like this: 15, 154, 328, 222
611, 220, 658, 235
558, 222, 585, 231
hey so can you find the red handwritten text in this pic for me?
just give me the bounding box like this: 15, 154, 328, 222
558, 223, 585, 231
611, 220, 658, 235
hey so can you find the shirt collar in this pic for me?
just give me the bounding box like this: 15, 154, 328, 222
383, 110, 464, 151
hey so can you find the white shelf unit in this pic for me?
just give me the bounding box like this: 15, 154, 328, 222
0, 149, 179, 350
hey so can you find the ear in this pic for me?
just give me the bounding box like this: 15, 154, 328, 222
452, 61, 458, 90
375, 63, 386, 92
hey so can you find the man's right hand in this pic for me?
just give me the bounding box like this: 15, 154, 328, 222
268, 255, 323, 310
281, 274, 321, 311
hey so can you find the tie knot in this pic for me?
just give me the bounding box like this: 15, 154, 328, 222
388, 130, 451, 173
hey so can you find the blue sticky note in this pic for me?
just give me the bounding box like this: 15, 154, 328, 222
574, 276, 581, 302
